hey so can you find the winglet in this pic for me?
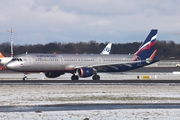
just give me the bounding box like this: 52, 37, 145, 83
146, 49, 157, 63
149, 49, 157, 60
0, 52, 5, 58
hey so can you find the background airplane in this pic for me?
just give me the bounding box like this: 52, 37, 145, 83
101, 43, 112, 55
0, 53, 12, 70
0, 53, 12, 66
6, 29, 159, 80
0, 33, 14, 70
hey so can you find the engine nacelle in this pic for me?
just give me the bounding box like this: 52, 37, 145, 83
77, 67, 94, 77
45, 72, 65, 78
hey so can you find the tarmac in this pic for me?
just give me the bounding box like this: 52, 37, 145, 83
0, 67, 179, 81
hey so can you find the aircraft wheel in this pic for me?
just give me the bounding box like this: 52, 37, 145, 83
92, 75, 100, 80
23, 77, 28, 81
71, 75, 79, 80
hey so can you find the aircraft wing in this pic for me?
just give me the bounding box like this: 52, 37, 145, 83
74, 60, 145, 72
93, 60, 144, 71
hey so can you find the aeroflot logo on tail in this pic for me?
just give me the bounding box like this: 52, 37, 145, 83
139, 34, 157, 51
135, 34, 157, 55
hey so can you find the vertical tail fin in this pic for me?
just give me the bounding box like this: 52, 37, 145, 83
0, 52, 5, 58
135, 29, 157, 57
101, 43, 112, 55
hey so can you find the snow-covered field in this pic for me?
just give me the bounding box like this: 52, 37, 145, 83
1, 109, 180, 120
1, 83, 180, 119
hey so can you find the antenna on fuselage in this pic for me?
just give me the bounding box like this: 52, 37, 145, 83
7, 28, 15, 57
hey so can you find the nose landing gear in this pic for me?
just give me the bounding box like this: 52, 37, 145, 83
23, 73, 28, 80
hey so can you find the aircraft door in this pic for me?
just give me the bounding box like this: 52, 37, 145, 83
59, 55, 64, 65
98, 57, 103, 64
26, 55, 33, 65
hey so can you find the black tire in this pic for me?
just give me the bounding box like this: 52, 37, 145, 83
92, 75, 100, 80
71, 75, 79, 80
23, 77, 27, 81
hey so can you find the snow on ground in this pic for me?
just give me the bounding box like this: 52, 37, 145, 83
0, 83, 180, 119
1, 109, 180, 120
1, 84, 180, 106
0, 72, 180, 119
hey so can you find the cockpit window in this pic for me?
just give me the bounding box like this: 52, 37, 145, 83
12, 58, 22, 61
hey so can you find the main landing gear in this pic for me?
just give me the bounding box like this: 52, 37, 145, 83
92, 74, 100, 80
71, 74, 100, 80
71, 74, 79, 80
23, 73, 28, 80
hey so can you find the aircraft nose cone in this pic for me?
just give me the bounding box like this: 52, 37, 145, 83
6, 62, 15, 70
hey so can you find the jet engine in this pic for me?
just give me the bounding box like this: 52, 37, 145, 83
77, 67, 94, 77
45, 72, 65, 78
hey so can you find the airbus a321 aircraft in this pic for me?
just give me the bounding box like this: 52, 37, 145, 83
6, 29, 159, 80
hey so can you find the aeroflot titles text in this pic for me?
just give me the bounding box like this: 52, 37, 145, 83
36, 55, 56, 57
36, 54, 58, 61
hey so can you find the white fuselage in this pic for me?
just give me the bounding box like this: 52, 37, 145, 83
6, 53, 142, 72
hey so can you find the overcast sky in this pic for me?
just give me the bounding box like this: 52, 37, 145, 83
0, 0, 180, 45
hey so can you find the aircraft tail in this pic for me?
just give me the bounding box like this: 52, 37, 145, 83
135, 29, 157, 58
0, 52, 5, 58
101, 43, 112, 55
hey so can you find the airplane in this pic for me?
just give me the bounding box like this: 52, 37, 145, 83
6, 29, 159, 80
100, 43, 112, 54
0, 52, 12, 70
0, 32, 14, 68
0, 52, 12, 65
